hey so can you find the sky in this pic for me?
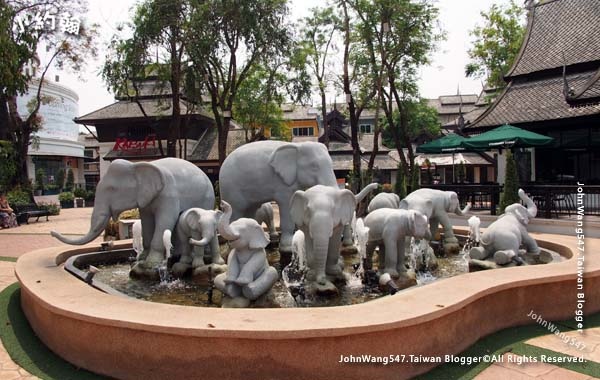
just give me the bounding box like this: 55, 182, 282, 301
49, 0, 515, 116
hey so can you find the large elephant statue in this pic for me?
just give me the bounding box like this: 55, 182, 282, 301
219, 141, 338, 253
469, 189, 547, 265
168, 207, 225, 278
214, 201, 278, 308
400, 188, 470, 254
367, 192, 400, 213
254, 202, 278, 241
51, 158, 214, 277
363, 208, 432, 278
290, 184, 376, 293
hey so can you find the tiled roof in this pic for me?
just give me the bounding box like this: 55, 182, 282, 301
188, 127, 247, 162
507, 0, 600, 78
75, 98, 213, 123
439, 95, 478, 105
442, 106, 488, 128
327, 133, 390, 153
565, 67, 600, 105
330, 153, 399, 170
426, 97, 477, 115
281, 104, 319, 121
468, 70, 600, 129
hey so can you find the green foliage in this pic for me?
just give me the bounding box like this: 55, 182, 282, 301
382, 98, 441, 148
65, 169, 74, 191
456, 160, 466, 183
500, 150, 520, 213
37, 202, 60, 216
56, 168, 65, 191
73, 187, 86, 198
58, 192, 74, 203
6, 188, 30, 206
34, 168, 45, 191
409, 165, 420, 193
84, 190, 95, 201
465, 0, 526, 89
0, 141, 17, 192
394, 166, 407, 200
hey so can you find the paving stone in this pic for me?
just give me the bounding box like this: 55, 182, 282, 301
496, 353, 555, 377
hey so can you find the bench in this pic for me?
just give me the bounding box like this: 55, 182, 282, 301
13, 204, 51, 225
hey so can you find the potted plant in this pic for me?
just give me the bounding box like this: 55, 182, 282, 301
35, 168, 45, 196
58, 191, 74, 209
45, 183, 60, 195
73, 187, 86, 207
84, 189, 95, 207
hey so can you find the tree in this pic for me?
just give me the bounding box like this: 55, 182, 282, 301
187, 0, 293, 164
500, 150, 520, 213
465, 0, 525, 90
65, 168, 74, 191
0, 0, 97, 188
299, 6, 340, 148
381, 98, 441, 148
102, 0, 189, 158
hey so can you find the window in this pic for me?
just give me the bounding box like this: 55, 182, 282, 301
293, 127, 315, 136
359, 124, 373, 134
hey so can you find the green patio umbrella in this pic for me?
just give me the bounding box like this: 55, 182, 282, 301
461, 124, 554, 149
416, 133, 468, 153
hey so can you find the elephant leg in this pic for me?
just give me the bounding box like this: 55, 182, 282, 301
326, 226, 344, 279
382, 235, 399, 278
304, 231, 317, 281
469, 246, 489, 260
522, 233, 540, 255
242, 266, 278, 300
342, 224, 353, 246
365, 241, 378, 270
277, 199, 295, 253
438, 213, 458, 243
138, 210, 155, 261
215, 273, 242, 298
145, 210, 179, 267
377, 244, 386, 273
396, 237, 408, 274
494, 249, 518, 265
429, 217, 440, 242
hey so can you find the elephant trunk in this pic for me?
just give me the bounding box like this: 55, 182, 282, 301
51, 208, 110, 245
312, 238, 329, 284
518, 189, 537, 218
355, 183, 378, 203
218, 201, 239, 241
189, 229, 213, 247
455, 203, 471, 216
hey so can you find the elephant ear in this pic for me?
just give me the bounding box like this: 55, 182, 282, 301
513, 206, 530, 225
446, 192, 459, 212
334, 189, 356, 226
398, 199, 409, 210
249, 224, 270, 249
392, 194, 401, 207
290, 190, 308, 227
134, 162, 165, 208
184, 210, 200, 230
422, 199, 434, 218
269, 144, 297, 186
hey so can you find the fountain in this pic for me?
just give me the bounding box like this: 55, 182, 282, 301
16, 154, 600, 379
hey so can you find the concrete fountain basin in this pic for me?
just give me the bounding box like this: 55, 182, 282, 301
16, 229, 600, 380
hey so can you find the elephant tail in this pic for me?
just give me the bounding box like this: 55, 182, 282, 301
163, 229, 173, 260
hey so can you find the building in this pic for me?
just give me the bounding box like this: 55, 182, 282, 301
466, 0, 600, 184
282, 103, 320, 138
17, 78, 86, 188
427, 94, 478, 127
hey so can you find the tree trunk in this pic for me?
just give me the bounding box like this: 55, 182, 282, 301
218, 117, 230, 165
320, 89, 329, 147
0, 94, 9, 141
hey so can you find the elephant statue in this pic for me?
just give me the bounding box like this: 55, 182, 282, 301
290, 184, 376, 293
219, 141, 339, 253
367, 192, 400, 213
400, 188, 471, 255
469, 189, 549, 265
254, 202, 278, 241
363, 208, 432, 279
51, 158, 215, 278
214, 201, 278, 308
168, 207, 225, 278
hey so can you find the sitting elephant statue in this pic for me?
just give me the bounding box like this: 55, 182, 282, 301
290, 184, 376, 293
254, 202, 278, 240
51, 158, 215, 278
470, 189, 547, 265
214, 201, 278, 308
363, 208, 432, 279
400, 188, 470, 255
168, 207, 225, 278
367, 192, 400, 213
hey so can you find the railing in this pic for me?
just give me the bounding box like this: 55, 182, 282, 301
520, 185, 600, 218
424, 184, 600, 218
426, 184, 503, 215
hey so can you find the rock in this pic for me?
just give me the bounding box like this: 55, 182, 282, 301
129, 262, 159, 280
469, 259, 499, 272
340, 245, 358, 256
310, 280, 339, 296
192, 264, 228, 285
389, 270, 417, 291
443, 242, 461, 256
253, 281, 297, 308
221, 296, 250, 308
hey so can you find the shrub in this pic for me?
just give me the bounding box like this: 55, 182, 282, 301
58, 191, 74, 202
46, 184, 59, 191
35, 168, 46, 191
119, 208, 140, 220
65, 169, 74, 191
0, 141, 18, 192
84, 189, 95, 201
56, 168, 65, 190
73, 187, 87, 198
394, 166, 407, 200
499, 150, 520, 213
6, 188, 31, 206
37, 202, 60, 215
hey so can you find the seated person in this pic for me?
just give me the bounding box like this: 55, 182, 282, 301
0, 192, 17, 228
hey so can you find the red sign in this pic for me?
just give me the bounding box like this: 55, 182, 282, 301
112, 134, 157, 152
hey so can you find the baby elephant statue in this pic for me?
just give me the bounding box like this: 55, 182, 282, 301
168, 208, 226, 279
290, 184, 377, 294
469, 189, 551, 265
367, 192, 401, 213
254, 202, 278, 241
214, 201, 278, 308
400, 188, 470, 255
363, 208, 431, 284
